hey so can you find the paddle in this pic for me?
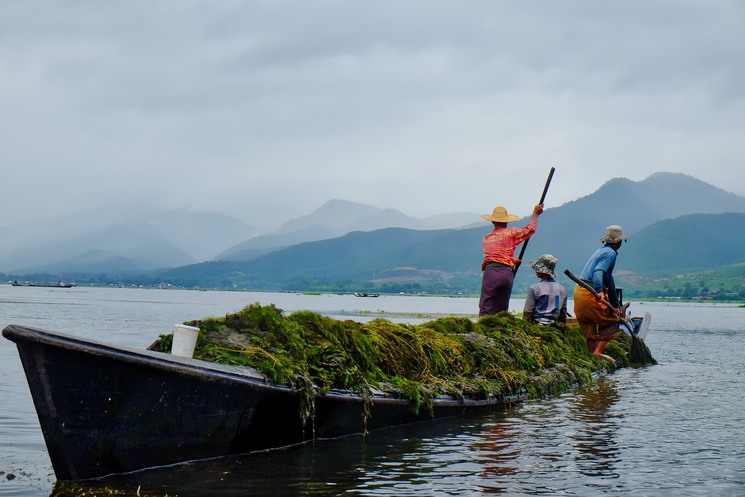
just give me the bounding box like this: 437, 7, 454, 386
514, 166, 555, 274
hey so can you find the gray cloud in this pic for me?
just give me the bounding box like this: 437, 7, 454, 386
2, 0, 744, 230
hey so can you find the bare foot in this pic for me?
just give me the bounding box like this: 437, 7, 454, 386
593, 352, 615, 363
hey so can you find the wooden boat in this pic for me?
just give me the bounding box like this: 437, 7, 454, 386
353, 292, 379, 297
2, 324, 525, 482
11, 280, 74, 288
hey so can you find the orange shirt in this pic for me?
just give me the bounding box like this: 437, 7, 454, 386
481, 220, 537, 268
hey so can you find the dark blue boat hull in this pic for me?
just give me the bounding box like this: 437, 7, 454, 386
3, 324, 512, 481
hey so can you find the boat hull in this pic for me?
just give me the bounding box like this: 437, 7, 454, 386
3, 324, 511, 481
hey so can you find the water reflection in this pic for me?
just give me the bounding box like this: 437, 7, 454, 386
475, 419, 520, 478
568, 376, 621, 479
55, 377, 627, 497
53, 415, 493, 497
4, 291, 740, 496
472, 416, 520, 494
466, 375, 623, 495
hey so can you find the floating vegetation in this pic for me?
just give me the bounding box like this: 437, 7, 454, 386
149, 303, 652, 425
52, 483, 170, 497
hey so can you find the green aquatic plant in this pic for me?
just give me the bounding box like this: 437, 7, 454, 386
149, 303, 651, 429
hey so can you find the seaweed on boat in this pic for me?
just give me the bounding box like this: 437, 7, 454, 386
148, 303, 651, 426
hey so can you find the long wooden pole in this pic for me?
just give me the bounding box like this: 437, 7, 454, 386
564, 268, 611, 305
514, 166, 555, 274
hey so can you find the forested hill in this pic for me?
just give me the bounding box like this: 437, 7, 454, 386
5, 172, 745, 299
145, 211, 745, 300
621, 212, 745, 271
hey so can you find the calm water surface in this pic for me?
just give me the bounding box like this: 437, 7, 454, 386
1, 285, 744, 496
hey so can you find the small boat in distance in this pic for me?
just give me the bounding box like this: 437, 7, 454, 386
353, 292, 379, 297
11, 280, 74, 288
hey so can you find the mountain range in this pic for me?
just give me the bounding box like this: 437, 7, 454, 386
213, 199, 479, 262
0, 200, 475, 274
3, 172, 745, 298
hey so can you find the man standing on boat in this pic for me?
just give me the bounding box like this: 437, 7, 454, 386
522, 254, 568, 325
479, 203, 544, 316
573, 225, 628, 361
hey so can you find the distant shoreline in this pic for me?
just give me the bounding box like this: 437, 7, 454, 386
3, 281, 742, 305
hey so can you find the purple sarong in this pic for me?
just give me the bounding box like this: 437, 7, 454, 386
479, 265, 514, 316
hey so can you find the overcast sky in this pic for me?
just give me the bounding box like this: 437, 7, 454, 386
2, 1, 744, 231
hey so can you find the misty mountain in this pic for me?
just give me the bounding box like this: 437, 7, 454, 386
4, 172, 745, 287
151, 212, 745, 295
548, 172, 745, 236
0, 204, 259, 273
31, 250, 158, 274
148, 172, 745, 293
214, 199, 478, 261
217, 172, 745, 265
508, 172, 745, 277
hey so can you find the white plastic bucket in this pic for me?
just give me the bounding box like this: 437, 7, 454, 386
171, 324, 200, 357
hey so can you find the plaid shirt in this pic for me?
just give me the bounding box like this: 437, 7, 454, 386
482, 220, 537, 268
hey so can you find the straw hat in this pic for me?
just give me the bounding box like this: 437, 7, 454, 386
530, 254, 557, 278
481, 206, 519, 223
600, 225, 627, 244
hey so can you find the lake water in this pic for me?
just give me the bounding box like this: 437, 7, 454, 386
1, 285, 744, 496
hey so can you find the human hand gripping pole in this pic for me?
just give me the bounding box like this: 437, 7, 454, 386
564, 269, 627, 320
563, 269, 612, 307
565, 268, 654, 360
514, 166, 555, 275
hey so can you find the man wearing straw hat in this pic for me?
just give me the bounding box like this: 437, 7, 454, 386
479, 203, 544, 316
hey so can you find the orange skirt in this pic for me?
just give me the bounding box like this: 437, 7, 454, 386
573, 284, 621, 340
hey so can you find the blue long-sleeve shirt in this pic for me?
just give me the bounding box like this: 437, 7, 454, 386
579, 244, 620, 307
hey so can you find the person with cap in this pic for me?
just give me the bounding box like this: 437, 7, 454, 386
479, 203, 544, 316
522, 254, 568, 325
573, 225, 628, 361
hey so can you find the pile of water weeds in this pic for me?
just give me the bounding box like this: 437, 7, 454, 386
149, 303, 642, 415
